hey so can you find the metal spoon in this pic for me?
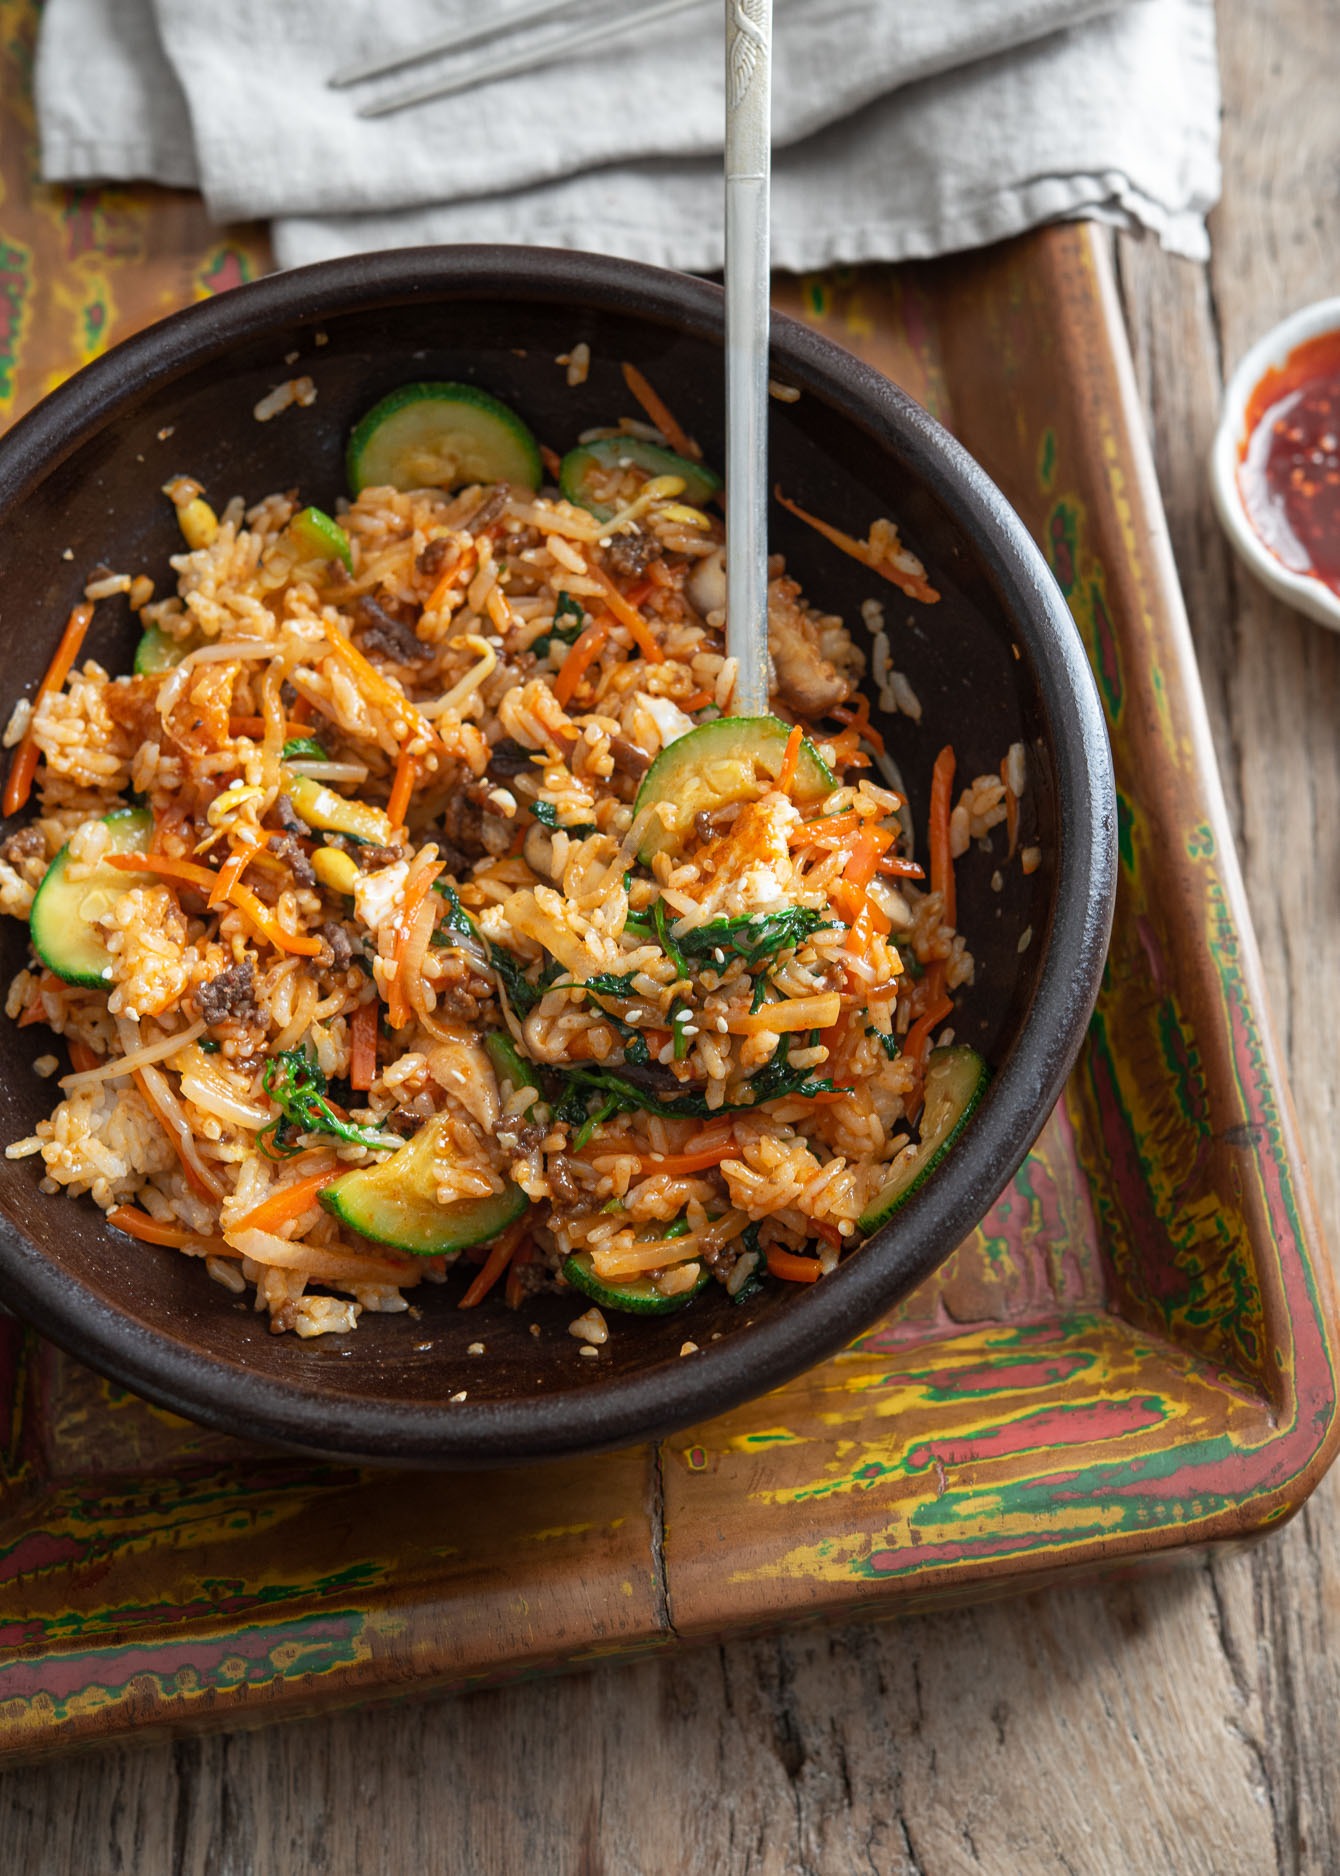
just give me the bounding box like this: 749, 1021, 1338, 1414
723, 0, 773, 715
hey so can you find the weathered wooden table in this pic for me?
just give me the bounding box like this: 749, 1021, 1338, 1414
3, 2, 1337, 1869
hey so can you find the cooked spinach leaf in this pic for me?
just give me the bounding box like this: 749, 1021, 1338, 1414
431, 884, 554, 1014
677, 906, 832, 968
550, 1057, 841, 1124
281, 737, 328, 763
654, 898, 689, 981
529, 799, 598, 837
530, 590, 587, 657
259, 1048, 397, 1158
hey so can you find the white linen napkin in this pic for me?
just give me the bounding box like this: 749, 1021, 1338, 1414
34, 0, 1220, 272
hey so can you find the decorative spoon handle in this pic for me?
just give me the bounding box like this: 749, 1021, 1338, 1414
724, 0, 773, 716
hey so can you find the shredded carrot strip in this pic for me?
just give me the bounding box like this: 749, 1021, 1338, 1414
877, 854, 925, 879
620, 362, 702, 461
227, 717, 309, 741
132, 1068, 222, 1201
231, 1166, 339, 1238
387, 862, 443, 1029
67, 1039, 101, 1074
208, 839, 261, 910
326, 623, 441, 755
587, 565, 664, 662
822, 727, 867, 771
106, 852, 322, 956
458, 1218, 531, 1310
904, 991, 955, 1072
1001, 755, 1020, 859
789, 810, 861, 849
505, 1237, 536, 1311
540, 443, 563, 482
386, 748, 419, 831
553, 620, 610, 708
680, 688, 713, 711
829, 696, 886, 757
107, 850, 214, 892
766, 1245, 823, 1283
107, 1205, 230, 1253
17, 971, 59, 1028
774, 488, 941, 604
426, 550, 473, 615
634, 1139, 737, 1176
349, 999, 378, 1092
843, 826, 893, 892
841, 893, 892, 955
928, 744, 956, 928
831, 826, 896, 946
3, 602, 94, 815
777, 723, 804, 796
813, 1219, 843, 1252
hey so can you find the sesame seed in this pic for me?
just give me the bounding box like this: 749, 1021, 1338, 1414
450, 1390, 468, 1402
680, 1340, 699, 1356
467, 1342, 485, 1356
579, 1344, 599, 1359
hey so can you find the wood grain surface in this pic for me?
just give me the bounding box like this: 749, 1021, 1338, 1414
4, 1, 1339, 1869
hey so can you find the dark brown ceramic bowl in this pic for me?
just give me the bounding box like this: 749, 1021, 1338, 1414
0, 247, 1114, 1467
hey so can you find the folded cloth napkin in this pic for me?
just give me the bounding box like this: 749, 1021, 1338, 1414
34, 0, 1220, 272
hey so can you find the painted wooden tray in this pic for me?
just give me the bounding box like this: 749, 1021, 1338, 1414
0, 2, 1336, 1762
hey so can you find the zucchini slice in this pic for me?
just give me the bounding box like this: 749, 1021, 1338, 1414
559, 438, 721, 520
563, 1249, 711, 1317
857, 1046, 989, 1233
281, 771, 394, 847
30, 807, 153, 987
632, 714, 835, 861
320, 1111, 529, 1257
289, 505, 353, 570
484, 1029, 536, 1098
134, 625, 192, 676
347, 382, 541, 495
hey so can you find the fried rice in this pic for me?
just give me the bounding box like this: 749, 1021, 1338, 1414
0, 394, 1023, 1341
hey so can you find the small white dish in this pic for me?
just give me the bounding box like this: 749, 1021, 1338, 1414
1210, 295, 1340, 633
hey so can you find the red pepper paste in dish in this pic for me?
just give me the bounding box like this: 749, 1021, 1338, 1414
1238, 329, 1340, 598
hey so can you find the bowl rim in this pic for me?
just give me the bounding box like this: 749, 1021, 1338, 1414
1209, 294, 1340, 633
0, 244, 1116, 1466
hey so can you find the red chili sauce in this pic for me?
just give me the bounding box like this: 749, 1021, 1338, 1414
1238, 329, 1340, 597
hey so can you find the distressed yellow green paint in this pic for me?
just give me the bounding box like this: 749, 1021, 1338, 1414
194, 245, 258, 301
0, 236, 31, 413
0, 80, 1335, 1757
1044, 491, 1124, 722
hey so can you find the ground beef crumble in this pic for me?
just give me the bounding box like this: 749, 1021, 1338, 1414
1, 826, 45, 864
352, 595, 431, 664
196, 959, 258, 1026
603, 529, 662, 578
266, 831, 315, 887
319, 921, 353, 970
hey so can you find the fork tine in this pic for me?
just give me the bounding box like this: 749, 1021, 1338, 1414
355, 0, 708, 120
329, 0, 594, 91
